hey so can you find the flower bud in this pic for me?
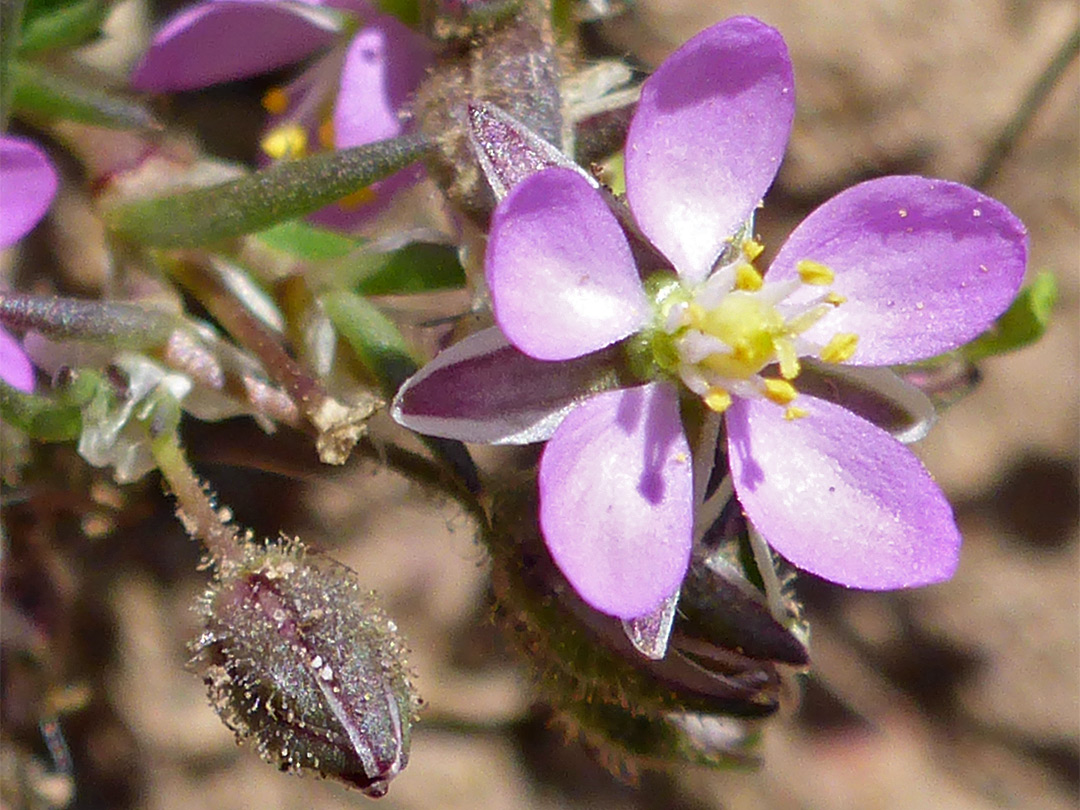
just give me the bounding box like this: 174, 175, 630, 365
192, 538, 419, 798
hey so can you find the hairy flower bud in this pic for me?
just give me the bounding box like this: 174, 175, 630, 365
191, 537, 419, 798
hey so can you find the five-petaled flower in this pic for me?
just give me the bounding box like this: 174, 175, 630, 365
131, 0, 432, 226
395, 17, 1027, 620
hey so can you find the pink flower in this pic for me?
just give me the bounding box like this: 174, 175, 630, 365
392, 18, 1027, 619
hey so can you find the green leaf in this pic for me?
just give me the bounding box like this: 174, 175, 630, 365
321, 289, 479, 491
963, 271, 1058, 362
256, 220, 363, 262
320, 290, 416, 395
372, 0, 420, 27
350, 243, 466, 296
105, 134, 432, 248
20, 0, 108, 53
0, 376, 93, 442
11, 61, 159, 129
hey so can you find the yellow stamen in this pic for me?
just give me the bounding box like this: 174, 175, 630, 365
337, 187, 378, 210
261, 87, 290, 115
825, 291, 847, 306
734, 263, 764, 291
317, 118, 335, 149
704, 388, 732, 413
784, 406, 808, 420
820, 332, 859, 364
797, 259, 835, 286
742, 238, 765, 261
775, 337, 800, 380
261, 125, 308, 160
763, 378, 798, 405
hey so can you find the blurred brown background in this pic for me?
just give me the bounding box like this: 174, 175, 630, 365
3, 1, 1077, 809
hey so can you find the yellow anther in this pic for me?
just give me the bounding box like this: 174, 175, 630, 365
337, 187, 378, 210
742, 238, 765, 261
704, 388, 732, 413
734, 263, 764, 291
687, 302, 706, 326
774, 338, 801, 380
261, 125, 308, 160
317, 118, 335, 149
784, 405, 808, 420
763, 378, 798, 405
797, 259, 835, 286
820, 332, 859, 364
262, 87, 290, 115
825, 291, 847, 306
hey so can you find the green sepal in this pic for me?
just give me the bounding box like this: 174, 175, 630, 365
962, 271, 1058, 362
10, 60, 159, 129
105, 134, 432, 248
19, 0, 108, 53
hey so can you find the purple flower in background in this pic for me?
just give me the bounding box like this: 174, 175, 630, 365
1, 135, 57, 392
131, 0, 432, 223
393, 18, 1028, 619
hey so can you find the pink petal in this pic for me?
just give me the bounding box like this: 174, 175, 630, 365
333, 16, 433, 148
390, 327, 624, 445
769, 176, 1028, 364
539, 383, 693, 619
726, 394, 961, 589
0, 325, 34, 392
0, 137, 57, 248
131, 0, 341, 92
625, 17, 794, 284
487, 168, 649, 360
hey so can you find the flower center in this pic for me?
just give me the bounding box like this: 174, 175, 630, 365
645, 239, 858, 419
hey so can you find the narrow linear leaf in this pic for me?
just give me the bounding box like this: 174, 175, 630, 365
320, 290, 416, 395
105, 135, 432, 248
19, 0, 108, 53
322, 290, 478, 489
963, 271, 1058, 362
0, 293, 177, 348
256, 220, 364, 262
350, 243, 466, 296
12, 61, 159, 130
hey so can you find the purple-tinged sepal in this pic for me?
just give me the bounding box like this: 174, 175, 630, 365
622, 589, 679, 660
468, 102, 592, 201
794, 360, 937, 444
391, 327, 625, 445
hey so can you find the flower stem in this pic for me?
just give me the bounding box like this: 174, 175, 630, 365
147, 410, 241, 566
163, 255, 378, 464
